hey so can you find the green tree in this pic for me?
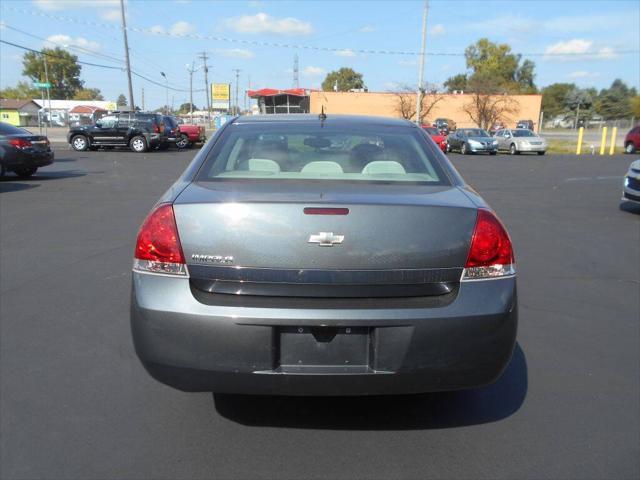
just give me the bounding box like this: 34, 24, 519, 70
443, 73, 467, 93
116, 94, 127, 106
0, 81, 40, 99
22, 48, 83, 99
321, 68, 364, 92
631, 96, 640, 118
178, 102, 197, 113
445, 38, 537, 94
595, 79, 637, 119
541, 83, 576, 118
73, 88, 104, 101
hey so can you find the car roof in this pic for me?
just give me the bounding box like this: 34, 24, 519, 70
232, 114, 416, 128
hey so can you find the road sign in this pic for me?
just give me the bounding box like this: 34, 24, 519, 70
33, 82, 51, 89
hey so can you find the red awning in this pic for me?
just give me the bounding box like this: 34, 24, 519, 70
248, 88, 309, 98
69, 105, 107, 114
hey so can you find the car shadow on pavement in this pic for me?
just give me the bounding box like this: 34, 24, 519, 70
213, 344, 527, 430
0, 182, 40, 193
619, 202, 640, 214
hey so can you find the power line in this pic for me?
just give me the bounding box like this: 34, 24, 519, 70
5, 5, 637, 58
0, 39, 206, 93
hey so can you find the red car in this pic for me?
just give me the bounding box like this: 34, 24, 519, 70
176, 120, 206, 149
624, 125, 640, 154
422, 125, 448, 153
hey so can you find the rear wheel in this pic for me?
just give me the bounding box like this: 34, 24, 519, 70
537, 151, 546, 156
130, 136, 147, 153
510, 143, 519, 155
15, 167, 37, 177
71, 135, 89, 151
176, 134, 190, 149
461, 143, 468, 155
0, 164, 6, 177
490, 151, 497, 155
626, 142, 636, 154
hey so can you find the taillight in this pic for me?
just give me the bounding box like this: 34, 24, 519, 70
153, 124, 160, 133
9, 138, 32, 149
462, 209, 515, 280
133, 204, 187, 276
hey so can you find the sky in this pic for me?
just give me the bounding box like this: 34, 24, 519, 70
0, 0, 638, 110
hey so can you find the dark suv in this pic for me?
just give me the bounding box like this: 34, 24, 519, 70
68, 112, 166, 153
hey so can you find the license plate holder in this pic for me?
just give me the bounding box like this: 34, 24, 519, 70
279, 326, 371, 369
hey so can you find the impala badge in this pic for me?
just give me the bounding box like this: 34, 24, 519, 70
308, 232, 344, 247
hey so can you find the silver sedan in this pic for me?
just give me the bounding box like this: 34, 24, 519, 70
495, 128, 547, 155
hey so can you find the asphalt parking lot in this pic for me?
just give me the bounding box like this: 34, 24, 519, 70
1, 146, 639, 479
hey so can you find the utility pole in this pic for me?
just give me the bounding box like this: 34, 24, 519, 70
160, 71, 168, 113
42, 52, 51, 134
232, 68, 241, 115
415, 0, 428, 125
141, 87, 145, 110
187, 62, 195, 118
199, 52, 211, 126
293, 54, 299, 89
119, 0, 135, 109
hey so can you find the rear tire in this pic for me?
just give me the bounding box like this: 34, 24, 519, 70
130, 136, 147, 153
490, 151, 497, 155
71, 135, 89, 151
626, 142, 636, 154
537, 151, 546, 156
0, 164, 6, 177
176, 134, 190, 149
15, 167, 37, 177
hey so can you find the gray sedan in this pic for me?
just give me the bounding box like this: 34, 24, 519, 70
495, 128, 547, 155
447, 128, 498, 155
131, 114, 517, 396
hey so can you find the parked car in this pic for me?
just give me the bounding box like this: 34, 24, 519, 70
130, 114, 518, 396
159, 115, 180, 150
175, 122, 206, 149
622, 159, 640, 205
516, 119, 535, 130
67, 111, 166, 153
421, 125, 448, 153
447, 128, 498, 155
494, 128, 547, 155
433, 118, 456, 135
0, 121, 54, 177
624, 125, 640, 154
489, 122, 505, 136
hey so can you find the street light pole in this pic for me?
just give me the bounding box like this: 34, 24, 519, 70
160, 72, 168, 114
232, 68, 241, 115
119, 0, 135, 109
415, 0, 429, 125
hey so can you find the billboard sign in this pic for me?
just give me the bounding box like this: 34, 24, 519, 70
211, 83, 230, 110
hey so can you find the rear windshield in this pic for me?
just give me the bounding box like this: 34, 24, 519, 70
164, 116, 178, 128
0, 122, 29, 135
197, 123, 450, 185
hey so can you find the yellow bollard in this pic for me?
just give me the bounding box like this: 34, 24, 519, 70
576, 127, 584, 155
599, 127, 608, 155
609, 127, 618, 155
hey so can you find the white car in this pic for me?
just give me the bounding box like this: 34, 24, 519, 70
622, 159, 640, 204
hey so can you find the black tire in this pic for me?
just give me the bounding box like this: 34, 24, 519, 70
130, 136, 147, 153
490, 151, 497, 155
625, 142, 636, 154
176, 134, 190, 150
15, 167, 37, 177
537, 151, 546, 156
461, 142, 468, 155
0, 164, 6, 177
510, 143, 519, 155
71, 135, 89, 151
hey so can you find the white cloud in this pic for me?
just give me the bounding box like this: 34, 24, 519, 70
335, 49, 356, 57
216, 48, 254, 59
169, 21, 195, 36
150, 25, 166, 34
544, 39, 618, 61
225, 12, 313, 35
303, 66, 325, 76
429, 24, 446, 37
567, 71, 600, 79
46, 34, 100, 51
359, 25, 375, 33
100, 9, 120, 21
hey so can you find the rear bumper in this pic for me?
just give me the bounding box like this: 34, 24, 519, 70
131, 273, 517, 395
1, 149, 54, 171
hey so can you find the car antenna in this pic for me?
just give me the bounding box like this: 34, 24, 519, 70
319, 106, 327, 121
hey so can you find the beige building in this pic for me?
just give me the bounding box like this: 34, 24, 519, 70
310, 91, 543, 130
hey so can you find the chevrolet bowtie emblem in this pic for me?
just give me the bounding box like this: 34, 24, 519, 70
308, 232, 345, 247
